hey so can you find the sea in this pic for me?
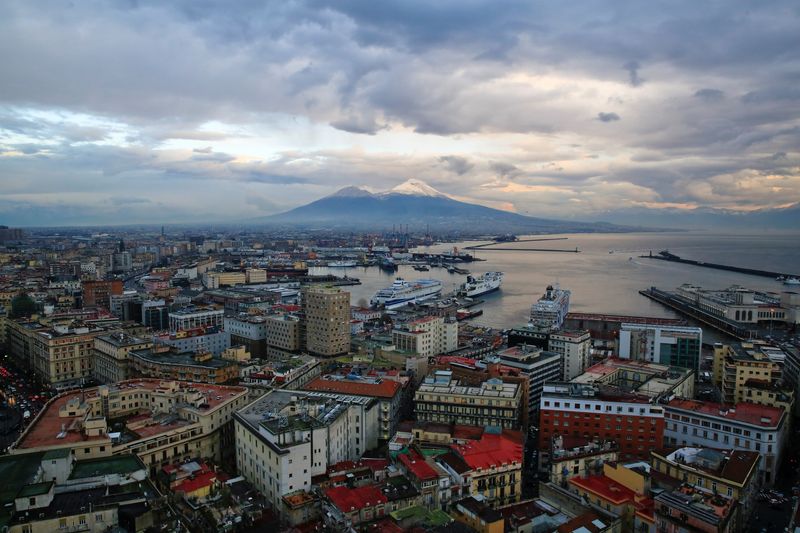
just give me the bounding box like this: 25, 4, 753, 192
310, 231, 800, 340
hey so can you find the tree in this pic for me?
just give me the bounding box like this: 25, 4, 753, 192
10, 292, 37, 318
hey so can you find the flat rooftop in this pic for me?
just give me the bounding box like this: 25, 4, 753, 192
667, 399, 784, 427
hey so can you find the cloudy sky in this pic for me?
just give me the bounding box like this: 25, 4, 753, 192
1, 0, 799, 226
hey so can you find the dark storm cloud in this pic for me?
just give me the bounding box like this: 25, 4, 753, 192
694, 88, 725, 102
623, 61, 644, 87
438, 156, 474, 176
597, 112, 621, 122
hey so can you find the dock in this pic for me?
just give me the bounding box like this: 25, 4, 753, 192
466, 237, 569, 250
639, 287, 755, 340
641, 250, 799, 280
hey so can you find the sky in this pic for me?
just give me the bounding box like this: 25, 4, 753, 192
1, 0, 799, 226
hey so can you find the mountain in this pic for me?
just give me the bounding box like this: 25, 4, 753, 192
253, 179, 643, 233
589, 204, 800, 230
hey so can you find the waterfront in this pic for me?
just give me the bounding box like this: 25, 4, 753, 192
311, 231, 800, 332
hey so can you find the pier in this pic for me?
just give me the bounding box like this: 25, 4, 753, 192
466, 237, 569, 250
639, 287, 754, 340
641, 250, 799, 280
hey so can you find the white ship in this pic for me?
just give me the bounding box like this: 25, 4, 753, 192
785, 277, 800, 286
328, 260, 357, 267
530, 284, 571, 330
370, 278, 443, 309
458, 272, 503, 297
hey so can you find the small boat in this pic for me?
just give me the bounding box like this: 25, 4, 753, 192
784, 277, 800, 286
413, 264, 430, 272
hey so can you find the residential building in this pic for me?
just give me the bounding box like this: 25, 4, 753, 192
154, 326, 230, 356
450, 496, 504, 533
655, 485, 737, 533
168, 306, 224, 332
82, 280, 123, 310
414, 370, 523, 430
265, 313, 301, 357
302, 374, 402, 442
549, 329, 592, 380
302, 286, 350, 357
650, 447, 759, 520
549, 435, 619, 487
392, 315, 458, 358
663, 399, 787, 485
618, 323, 702, 371
11, 379, 249, 472
486, 344, 561, 420
712, 342, 791, 409
27, 322, 108, 388
93, 332, 152, 384
225, 314, 268, 359
539, 383, 666, 461
128, 345, 240, 384
234, 389, 380, 517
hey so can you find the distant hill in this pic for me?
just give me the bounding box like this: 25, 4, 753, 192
590, 204, 800, 230
253, 179, 645, 233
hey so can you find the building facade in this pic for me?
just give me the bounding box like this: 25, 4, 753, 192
618, 323, 702, 371
302, 287, 350, 357
93, 333, 152, 384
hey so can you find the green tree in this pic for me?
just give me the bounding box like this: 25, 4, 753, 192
10, 292, 37, 318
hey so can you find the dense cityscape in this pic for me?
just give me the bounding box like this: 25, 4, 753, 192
0, 225, 798, 533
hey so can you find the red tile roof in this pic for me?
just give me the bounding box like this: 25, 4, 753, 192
325, 485, 388, 512
451, 430, 523, 471
303, 376, 400, 398
399, 452, 439, 481
174, 470, 217, 495
667, 399, 784, 426
569, 475, 635, 505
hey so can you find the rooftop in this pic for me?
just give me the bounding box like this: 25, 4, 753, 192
659, 447, 759, 485
69, 455, 146, 480
451, 430, 523, 471
666, 399, 784, 427
399, 452, 440, 481
569, 474, 636, 505
325, 484, 387, 512
303, 375, 401, 398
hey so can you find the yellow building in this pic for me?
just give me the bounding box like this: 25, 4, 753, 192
713, 342, 791, 410
451, 497, 504, 533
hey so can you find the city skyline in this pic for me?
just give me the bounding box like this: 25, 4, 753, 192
1, 1, 799, 226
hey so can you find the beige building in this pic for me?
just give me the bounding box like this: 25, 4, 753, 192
11, 379, 248, 472
392, 316, 458, 358
26, 322, 108, 388
245, 268, 267, 283
266, 314, 301, 357
94, 332, 153, 384
548, 329, 591, 380
712, 342, 790, 408
302, 286, 350, 357
414, 370, 523, 430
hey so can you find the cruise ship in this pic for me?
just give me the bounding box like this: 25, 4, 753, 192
328, 260, 358, 267
370, 278, 443, 309
458, 272, 503, 297
530, 284, 571, 329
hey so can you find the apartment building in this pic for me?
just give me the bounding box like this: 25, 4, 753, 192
619, 323, 702, 371
82, 280, 123, 310
414, 370, 523, 430
712, 342, 793, 410
153, 326, 230, 356
392, 316, 458, 358
655, 485, 737, 533
168, 307, 224, 332
94, 332, 152, 383
11, 379, 248, 472
225, 314, 268, 359
302, 286, 350, 357
548, 330, 591, 380
29, 322, 108, 388
302, 375, 402, 442
663, 399, 787, 485
266, 314, 301, 357
128, 346, 239, 384
233, 390, 380, 516
485, 345, 561, 420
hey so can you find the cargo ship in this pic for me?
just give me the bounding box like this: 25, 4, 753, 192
458, 272, 503, 297
370, 278, 443, 309
378, 255, 398, 272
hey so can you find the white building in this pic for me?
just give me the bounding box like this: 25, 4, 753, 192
234, 390, 380, 516
392, 315, 458, 358
168, 307, 224, 332
548, 330, 591, 380
619, 323, 703, 371
664, 399, 788, 485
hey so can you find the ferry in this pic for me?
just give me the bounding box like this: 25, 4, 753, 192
458, 272, 503, 297
370, 278, 443, 309
785, 277, 800, 286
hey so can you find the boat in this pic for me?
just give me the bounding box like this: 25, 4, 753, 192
377, 256, 398, 272
785, 278, 800, 286
530, 283, 571, 330
458, 272, 503, 297
456, 308, 484, 321
328, 260, 357, 268
413, 264, 430, 272
370, 278, 443, 309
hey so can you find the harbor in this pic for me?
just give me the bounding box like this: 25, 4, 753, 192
641, 250, 800, 281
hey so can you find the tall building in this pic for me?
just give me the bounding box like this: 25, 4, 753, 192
548, 330, 592, 380
168, 306, 224, 332
82, 280, 123, 310
392, 315, 458, 358
225, 314, 268, 359
618, 323, 702, 371
302, 286, 350, 357
486, 345, 562, 421
663, 399, 787, 485
265, 314, 302, 357
712, 341, 792, 410
414, 370, 524, 430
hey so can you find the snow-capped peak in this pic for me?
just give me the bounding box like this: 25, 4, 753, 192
384, 179, 448, 198
327, 186, 376, 198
